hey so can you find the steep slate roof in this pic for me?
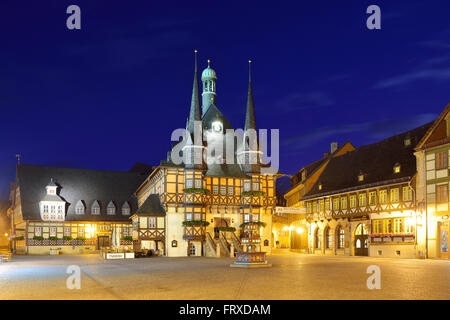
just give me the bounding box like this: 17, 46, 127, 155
135, 194, 166, 215
303, 122, 433, 199
17, 164, 147, 221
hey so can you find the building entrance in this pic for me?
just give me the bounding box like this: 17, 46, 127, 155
354, 223, 369, 256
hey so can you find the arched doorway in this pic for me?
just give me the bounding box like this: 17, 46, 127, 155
336, 225, 345, 250
324, 227, 332, 249
354, 223, 369, 256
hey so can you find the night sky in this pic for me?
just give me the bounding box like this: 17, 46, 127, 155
1, 0, 450, 198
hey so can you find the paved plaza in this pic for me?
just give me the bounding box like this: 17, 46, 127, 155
0, 249, 448, 300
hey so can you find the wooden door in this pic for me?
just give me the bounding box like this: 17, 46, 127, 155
354, 223, 368, 256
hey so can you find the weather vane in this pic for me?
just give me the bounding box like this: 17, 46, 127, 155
15, 154, 21, 164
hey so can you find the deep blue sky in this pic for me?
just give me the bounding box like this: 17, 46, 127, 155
1, 0, 450, 198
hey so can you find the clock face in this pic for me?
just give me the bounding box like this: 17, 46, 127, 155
212, 121, 222, 132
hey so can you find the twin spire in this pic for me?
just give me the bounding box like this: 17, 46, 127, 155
187, 51, 256, 133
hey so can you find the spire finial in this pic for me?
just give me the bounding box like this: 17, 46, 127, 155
248, 59, 252, 82
15, 154, 21, 164
194, 50, 198, 72
207, 59, 211, 67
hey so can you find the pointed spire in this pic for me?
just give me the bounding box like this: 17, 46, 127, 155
187, 50, 201, 133
244, 59, 256, 131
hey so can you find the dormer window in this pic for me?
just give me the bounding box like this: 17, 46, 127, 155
91, 200, 100, 215
393, 163, 401, 174
404, 137, 411, 146
318, 183, 323, 191
107, 201, 116, 215
122, 202, 130, 215
358, 172, 364, 182
75, 200, 85, 215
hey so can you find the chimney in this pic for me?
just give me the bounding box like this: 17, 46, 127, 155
331, 142, 338, 154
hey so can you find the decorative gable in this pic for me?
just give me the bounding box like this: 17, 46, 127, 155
39, 178, 66, 221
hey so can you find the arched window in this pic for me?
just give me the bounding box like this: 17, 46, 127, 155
314, 228, 322, 249
325, 227, 332, 249
91, 200, 100, 215
75, 200, 85, 215
337, 226, 345, 249
107, 201, 116, 215
121, 202, 130, 215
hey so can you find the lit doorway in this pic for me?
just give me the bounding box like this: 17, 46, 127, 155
354, 223, 369, 256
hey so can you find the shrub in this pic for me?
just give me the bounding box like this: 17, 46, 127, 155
242, 190, 266, 197
33, 236, 44, 241
48, 236, 58, 241
75, 236, 86, 241
182, 220, 210, 227
218, 226, 236, 232
63, 236, 72, 240
240, 221, 267, 228
183, 188, 210, 194
121, 236, 133, 241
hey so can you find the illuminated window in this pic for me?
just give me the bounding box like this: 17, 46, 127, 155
49, 227, 56, 237
350, 195, 357, 208
337, 226, 345, 249
436, 151, 448, 169
436, 184, 448, 203
35, 227, 42, 237
228, 186, 234, 195
213, 185, 219, 194
359, 193, 367, 206
393, 163, 401, 173
373, 220, 382, 233
220, 186, 226, 195
185, 179, 193, 188
252, 182, 260, 191
379, 190, 387, 204
358, 173, 364, 182
325, 198, 330, 210
394, 218, 403, 233
107, 201, 116, 215
64, 227, 71, 237
319, 199, 324, 212
149, 217, 156, 228
195, 180, 202, 188
333, 198, 339, 210
340, 197, 347, 210
318, 183, 322, 190
383, 219, 393, 233
369, 191, 376, 205
404, 138, 411, 146
243, 181, 251, 191
78, 226, 84, 238
403, 187, 412, 201
390, 188, 399, 203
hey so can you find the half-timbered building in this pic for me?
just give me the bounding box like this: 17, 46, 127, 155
415, 103, 450, 259
133, 54, 277, 257
301, 123, 432, 258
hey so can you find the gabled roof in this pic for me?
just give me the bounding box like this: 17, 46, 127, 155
286, 141, 355, 194
135, 194, 166, 216
416, 103, 450, 150
302, 122, 433, 200
17, 164, 146, 221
